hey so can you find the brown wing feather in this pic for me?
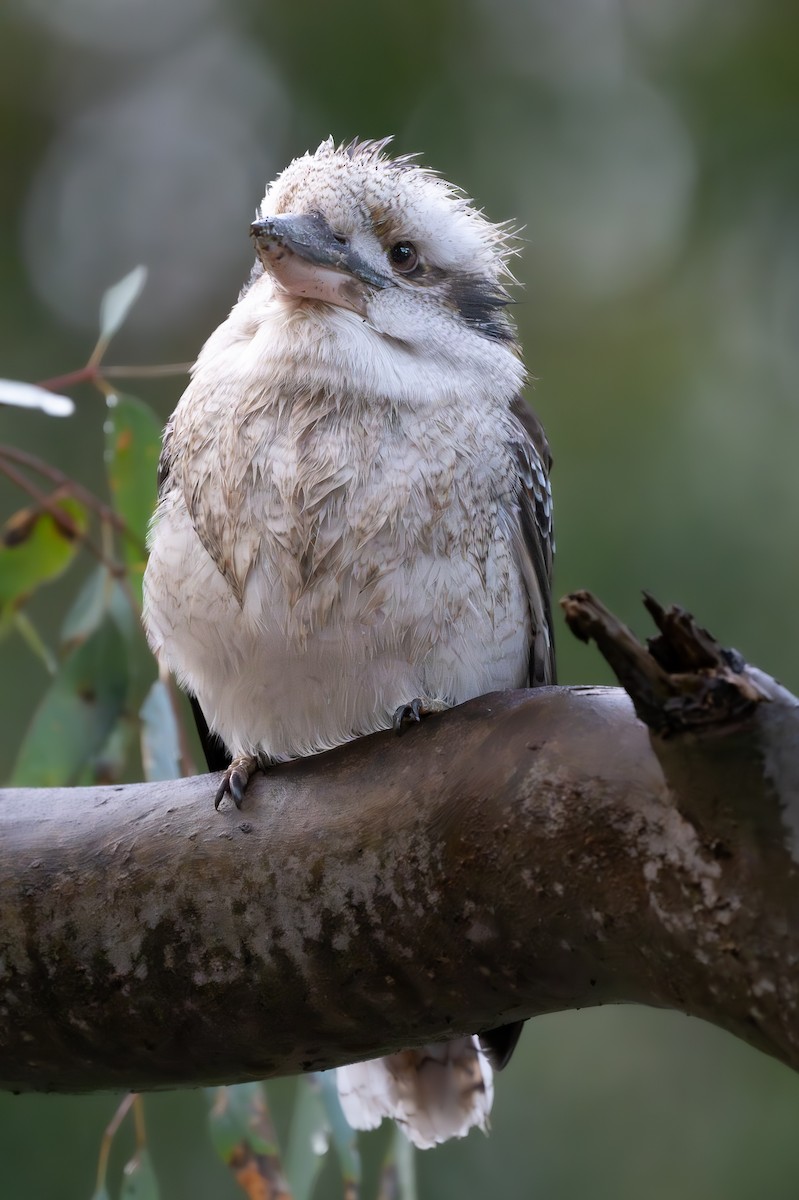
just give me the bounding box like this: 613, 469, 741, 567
156, 415, 175, 500
509, 393, 556, 687
481, 397, 555, 1073
155, 417, 233, 773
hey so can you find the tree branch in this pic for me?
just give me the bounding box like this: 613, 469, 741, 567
1, 593, 798, 1094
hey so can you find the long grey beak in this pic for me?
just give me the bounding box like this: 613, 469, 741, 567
251, 213, 393, 290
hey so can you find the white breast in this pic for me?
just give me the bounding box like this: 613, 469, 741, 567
143, 290, 530, 764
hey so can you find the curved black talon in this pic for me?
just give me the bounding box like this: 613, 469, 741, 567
393, 698, 425, 735
214, 754, 258, 810
214, 781, 232, 810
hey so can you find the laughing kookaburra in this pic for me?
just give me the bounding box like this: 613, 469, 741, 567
143, 136, 555, 1150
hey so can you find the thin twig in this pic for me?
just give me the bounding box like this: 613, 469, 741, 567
36, 362, 191, 392
103, 362, 192, 380
0, 441, 161, 646
0, 460, 85, 542
0, 444, 127, 534
132, 1094, 147, 1149
0, 457, 123, 575
95, 1093, 136, 1196
35, 365, 97, 392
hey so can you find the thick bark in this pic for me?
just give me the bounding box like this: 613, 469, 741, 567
1, 594, 798, 1094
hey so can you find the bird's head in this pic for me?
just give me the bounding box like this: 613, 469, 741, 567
248, 137, 520, 358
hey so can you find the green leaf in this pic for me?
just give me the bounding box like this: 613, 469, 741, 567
60, 566, 137, 652
109, 578, 139, 645
61, 565, 114, 649
0, 378, 74, 417
0, 496, 87, 613
395, 1130, 417, 1200
378, 1126, 417, 1200
140, 680, 181, 781
87, 716, 134, 785
207, 1084, 277, 1162
207, 1084, 292, 1200
120, 1148, 160, 1200
316, 1072, 362, 1195
13, 611, 57, 674
104, 393, 162, 602
11, 617, 128, 786
89, 1188, 111, 1200
285, 1077, 329, 1200
98, 266, 147, 344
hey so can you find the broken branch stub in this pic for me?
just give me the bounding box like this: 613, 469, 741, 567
561, 590, 769, 736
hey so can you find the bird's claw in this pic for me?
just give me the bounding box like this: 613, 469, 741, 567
392, 698, 426, 735
214, 754, 259, 810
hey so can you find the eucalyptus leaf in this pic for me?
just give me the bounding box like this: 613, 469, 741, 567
207, 1083, 278, 1162
140, 679, 181, 781
13, 611, 57, 674
61, 566, 114, 649
120, 1149, 160, 1200
316, 1072, 362, 1195
0, 496, 87, 613
88, 716, 133, 785
11, 617, 128, 786
0, 378, 74, 416
59, 566, 136, 655
104, 392, 162, 601
98, 266, 147, 344
109, 578, 138, 644
207, 1083, 291, 1198
378, 1126, 417, 1200
285, 1077, 329, 1200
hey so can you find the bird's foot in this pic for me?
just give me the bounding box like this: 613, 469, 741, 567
392, 697, 448, 735
214, 754, 259, 810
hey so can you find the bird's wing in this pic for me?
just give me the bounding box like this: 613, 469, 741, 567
155, 415, 233, 773
479, 397, 555, 1074
508, 393, 556, 687
156, 415, 175, 500
189, 694, 232, 774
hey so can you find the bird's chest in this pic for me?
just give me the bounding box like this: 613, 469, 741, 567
183, 401, 497, 636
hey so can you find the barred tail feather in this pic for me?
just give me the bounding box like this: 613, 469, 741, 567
336, 1037, 494, 1150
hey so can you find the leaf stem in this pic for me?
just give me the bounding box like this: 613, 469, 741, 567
103, 362, 192, 380
35, 361, 191, 393
36, 365, 98, 392
0, 444, 128, 537
95, 1093, 136, 1198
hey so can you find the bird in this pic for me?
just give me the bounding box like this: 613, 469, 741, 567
142, 135, 555, 1149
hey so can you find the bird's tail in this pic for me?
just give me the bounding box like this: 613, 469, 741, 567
336, 1037, 494, 1150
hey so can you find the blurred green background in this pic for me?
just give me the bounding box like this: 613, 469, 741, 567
2, 0, 799, 1196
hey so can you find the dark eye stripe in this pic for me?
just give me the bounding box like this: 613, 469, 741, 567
394, 259, 515, 342
444, 271, 515, 342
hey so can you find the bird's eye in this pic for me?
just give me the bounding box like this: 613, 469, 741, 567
389, 241, 419, 273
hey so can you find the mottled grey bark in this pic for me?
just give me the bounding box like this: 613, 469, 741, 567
1, 593, 798, 1094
